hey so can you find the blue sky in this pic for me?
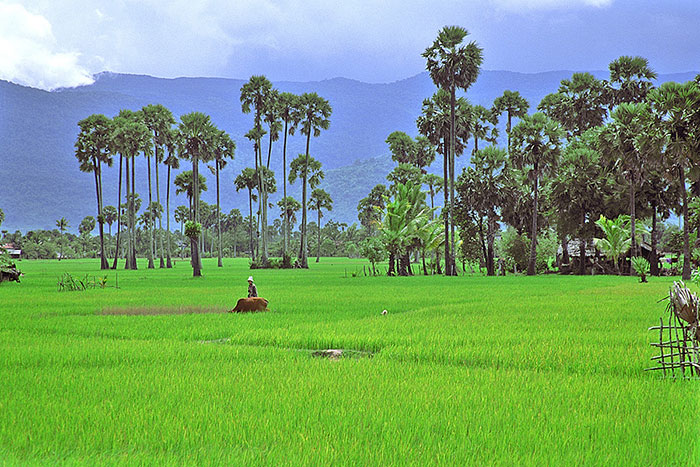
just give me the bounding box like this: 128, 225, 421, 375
1, 0, 699, 89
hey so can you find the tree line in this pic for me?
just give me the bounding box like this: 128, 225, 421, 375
69, 77, 337, 276
356, 26, 700, 279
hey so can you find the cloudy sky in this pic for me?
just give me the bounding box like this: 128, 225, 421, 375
1, 0, 699, 90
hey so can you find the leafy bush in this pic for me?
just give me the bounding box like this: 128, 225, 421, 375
57, 272, 94, 292
184, 221, 202, 240
631, 256, 650, 283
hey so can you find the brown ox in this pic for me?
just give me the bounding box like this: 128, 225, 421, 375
229, 297, 269, 313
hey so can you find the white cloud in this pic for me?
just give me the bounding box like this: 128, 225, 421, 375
0, 2, 93, 90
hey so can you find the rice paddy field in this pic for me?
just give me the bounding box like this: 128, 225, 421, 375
1, 258, 698, 465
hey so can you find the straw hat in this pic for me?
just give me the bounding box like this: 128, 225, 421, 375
248, 276, 254, 282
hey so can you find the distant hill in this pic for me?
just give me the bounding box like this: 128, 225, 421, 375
1, 69, 698, 233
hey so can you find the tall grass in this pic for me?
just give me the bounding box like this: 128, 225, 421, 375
0, 258, 697, 465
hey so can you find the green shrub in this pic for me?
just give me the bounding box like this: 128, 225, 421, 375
631, 256, 650, 283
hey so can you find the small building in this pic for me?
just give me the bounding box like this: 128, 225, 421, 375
557, 239, 654, 274
1, 243, 22, 259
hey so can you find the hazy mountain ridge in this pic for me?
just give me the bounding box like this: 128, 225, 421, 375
1, 69, 698, 233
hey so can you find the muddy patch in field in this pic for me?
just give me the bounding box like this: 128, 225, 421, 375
197, 340, 377, 359
309, 349, 375, 360
99, 305, 227, 316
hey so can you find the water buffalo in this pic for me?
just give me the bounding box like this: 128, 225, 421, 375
229, 297, 269, 313
0, 266, 21, 283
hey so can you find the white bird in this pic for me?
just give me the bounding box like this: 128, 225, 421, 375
381, 309, 388, 315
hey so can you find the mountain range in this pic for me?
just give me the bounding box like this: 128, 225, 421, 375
1, 69, 698, 233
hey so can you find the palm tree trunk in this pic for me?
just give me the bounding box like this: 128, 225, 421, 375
650, 200, 658, 276
316, 209, 321, 263
486, 214, 495, 276
299, 132, 311, 268
125, 156, 131, 269
130, 154, 137, 269
388, 252, 395, 276
629, 177, 637, 262
680, 164, 691, 280
155, 150, 165, 268
97, 158, 108, 269
283, 120, 289, 256
192, 157, 202, 277
216, 163, 223, 268
442, 144, 450, 276
527, 166, 539, 276
579, 238, 586, 275
248, 189, 254, 261
112, 154, 123, 269
146, 153, 155, 269
166, 164, 173, 268
478, 215, 487, 269
449, 83, 456, 276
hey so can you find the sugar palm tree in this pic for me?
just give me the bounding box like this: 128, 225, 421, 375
235, 167, 258, 261
608, 55, 657, 107
649, 81, 700, 280
56, 217, 69, 260
599, 102, 651, 259
470, 104, 499, 155
492, 90, 529, 151
110, 110, 150, 269
142, 104, 176, 268
423, 25, 483, 276
75, 114, 113, 269
163, 128, 180, 268
416, 89, 470, 275
309, 188, 333, 262
177, 112, 217, 277
174, 205, 189, 234
278, 92, 300, 258
510, 113, 563, 275
295, 93, 332, 268
102, 205, 117, 236
208, 130, 235, 267
277, 196, 301, 230
241, 76, 274, 266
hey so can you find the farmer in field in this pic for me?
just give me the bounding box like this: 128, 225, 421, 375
247, 276, 258, 298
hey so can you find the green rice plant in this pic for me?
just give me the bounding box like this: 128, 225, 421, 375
1, 258, 697, 464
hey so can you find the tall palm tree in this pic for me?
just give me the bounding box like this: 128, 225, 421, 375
74, 114, 113, 269
174, 171, 207, 217
416, 89, 471, 276
209, 130, 235, 267
510, 113, 563, 275
492, 90, 529, 151
295, 92, 332, 268
423, 27, 482, 276
163, 128, 180, 268
142, 104, 176, 268
309, 188, 333, 262
110, 110, 150, 269
423, 27, 482, 275
177, 112, 217, 277
599, 102, 651, 259
608, 55, 657, 107
278, 92, 300, 259
649, 81, 700, 280
235, 167, 258, 261
457, 146, 506, 276
241, 76, 274, 266
56, 217, 69, 260
277, 196, 301, 230
470, 104, 499, 155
